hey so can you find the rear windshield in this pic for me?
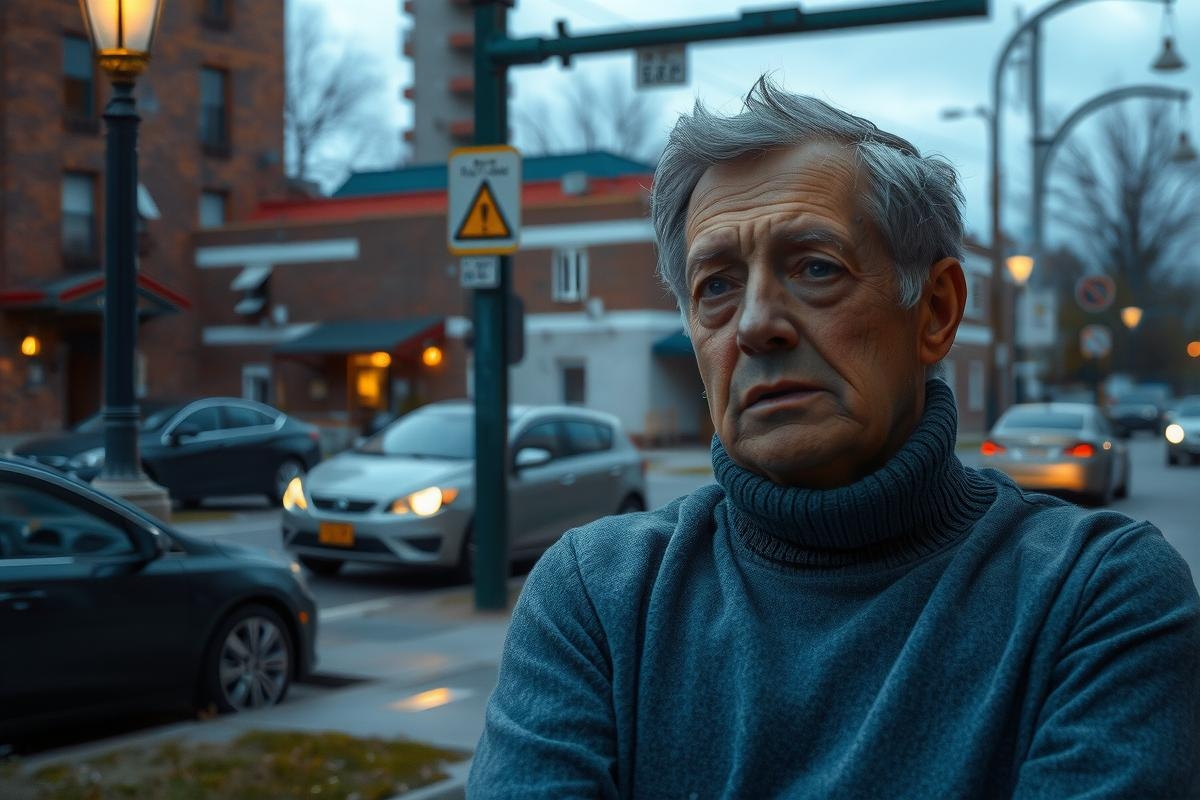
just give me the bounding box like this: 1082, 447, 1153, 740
357, 412, 475, 459
998, 410, 1086, 431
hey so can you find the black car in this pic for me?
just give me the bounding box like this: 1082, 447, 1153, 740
13, 398, 322, 506
0, 458, 317, 738
1108, 390, 1169, 435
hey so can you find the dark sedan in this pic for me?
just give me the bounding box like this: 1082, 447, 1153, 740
13, 398, 322, 506
0, 458, 317, 739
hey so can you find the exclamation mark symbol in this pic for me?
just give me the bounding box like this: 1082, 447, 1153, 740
481, 202, 490, 234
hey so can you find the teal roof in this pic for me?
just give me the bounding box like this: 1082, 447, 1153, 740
333, 151, 654, 198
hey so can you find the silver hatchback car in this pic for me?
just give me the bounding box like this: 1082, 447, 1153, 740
281, 402, 647, 577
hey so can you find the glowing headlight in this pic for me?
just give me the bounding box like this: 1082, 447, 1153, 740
390, 486, 459, 517
282, 477, 308, 511
1165, 424, 1186, 445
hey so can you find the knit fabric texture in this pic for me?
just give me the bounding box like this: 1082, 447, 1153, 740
470, 382, 1200, 799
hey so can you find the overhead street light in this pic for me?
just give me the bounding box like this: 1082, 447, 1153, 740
1121, 306, 1144, 330
1005, 255, 1035, 286
1152, 1, 1186, 72
79, 0, 171, 519
1173, 130, 1198, 163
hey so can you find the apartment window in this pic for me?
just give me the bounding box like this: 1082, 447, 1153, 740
552, 248, 588, 303
199, 191, 228, 228
968, 360, 985, 412
941, 358, 958, 399
63, 35, 97, 128
200, 0, 232, 29
62, 172, 98, 263
561, 364, 586, 405
966, 274, 987, 321
200, 67, 230, 153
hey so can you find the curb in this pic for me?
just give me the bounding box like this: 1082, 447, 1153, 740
392, 761, 471, 800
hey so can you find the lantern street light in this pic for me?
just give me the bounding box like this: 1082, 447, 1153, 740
1121, 306, 1144, 330
79, 0, 171, 519
1187, 341, 1200, 359
1005, 255, 1036, 402
1005, 255, 1035, 287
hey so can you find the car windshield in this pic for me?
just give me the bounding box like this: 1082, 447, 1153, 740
1114, 392, 1160, 405
1177, 402, 1200, 418
357, 411, 475, 459
998, 410, 1086, 431
72, 404, 183, 434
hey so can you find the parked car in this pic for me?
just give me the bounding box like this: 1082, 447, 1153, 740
0, 457, 317, 738
282, 402, 647, 577
1165, 396, 1200, 466
1108, 387, 1172, 435
13, 398, 322, 506
980, 402, 1130, 506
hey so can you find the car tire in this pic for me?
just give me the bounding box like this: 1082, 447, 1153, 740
299, 556, 343, 576
270, 458, 306, 505
617, 495, 646, 515
1115, 461, 1130, 499
201, 603, 293, 714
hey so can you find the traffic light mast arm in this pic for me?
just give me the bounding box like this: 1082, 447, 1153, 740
488, 0, 988, 66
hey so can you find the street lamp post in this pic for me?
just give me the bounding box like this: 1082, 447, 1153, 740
80, 0, 171, 520
1006, 255, 1034, 402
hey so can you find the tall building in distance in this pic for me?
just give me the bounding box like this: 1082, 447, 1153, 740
0, 0, 287, 432
401, 0, 476, 164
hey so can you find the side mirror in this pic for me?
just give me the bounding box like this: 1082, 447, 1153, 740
168, 423, 201, 446
514, 447, 552, 471
130, 526, 167, 562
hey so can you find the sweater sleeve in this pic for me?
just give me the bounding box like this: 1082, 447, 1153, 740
1013, 524, 1200, 798
468, 533, 619, 800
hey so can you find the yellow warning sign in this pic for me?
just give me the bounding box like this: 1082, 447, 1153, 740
454, 181, 512, 241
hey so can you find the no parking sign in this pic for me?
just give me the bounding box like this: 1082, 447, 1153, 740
1080, 324, 1113, 359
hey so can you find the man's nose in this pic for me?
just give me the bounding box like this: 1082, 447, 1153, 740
736, 273, 800, 356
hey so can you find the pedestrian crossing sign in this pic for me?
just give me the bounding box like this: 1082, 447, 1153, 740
448, 145, 521, 255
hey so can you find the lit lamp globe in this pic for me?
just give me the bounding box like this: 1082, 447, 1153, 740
1120, 306, 1144, 330
1005, 255, 1034, 286
78, 0, 165, 80
1188, 341, 1200, 359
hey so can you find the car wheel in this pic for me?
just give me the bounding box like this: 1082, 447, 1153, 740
299, 556, 343, 576
202, 603, 293, 714
617, 495, 645, 515
1115, 459, 1130, 499
270, 458, 306, 505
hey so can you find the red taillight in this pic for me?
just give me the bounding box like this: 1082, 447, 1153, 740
980, 440, 1006, 457
1064, 443, 1095, 458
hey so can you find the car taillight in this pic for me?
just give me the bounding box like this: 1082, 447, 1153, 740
308, 429, 320, 442
1064, 443, 1095, 458
980, 440, 1006, 456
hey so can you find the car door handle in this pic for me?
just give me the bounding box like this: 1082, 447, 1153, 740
560, 474, 577, 486
0, 589, 47, 612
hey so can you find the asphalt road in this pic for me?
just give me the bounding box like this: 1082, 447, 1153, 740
177, 434, 1200, 609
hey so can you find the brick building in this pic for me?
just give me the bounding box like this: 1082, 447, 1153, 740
0, 0, 286, 433
191, 150, 998, 446
400, 0, 474, 164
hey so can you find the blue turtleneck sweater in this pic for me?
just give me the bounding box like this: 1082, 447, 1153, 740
469, 382, 1200, 798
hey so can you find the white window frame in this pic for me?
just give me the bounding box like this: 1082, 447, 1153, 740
560, 361, 586, 406
242, 364, 271, 404
941, 358, 957, 400
966, 275, 987, 321
968, 360, 985, 412
552, 248, 588, 303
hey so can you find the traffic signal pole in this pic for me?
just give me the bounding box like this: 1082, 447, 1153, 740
468, 0, 989, 611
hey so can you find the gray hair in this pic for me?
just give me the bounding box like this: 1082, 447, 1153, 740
650, 76, 965, 316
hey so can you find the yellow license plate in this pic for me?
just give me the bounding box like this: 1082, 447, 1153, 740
318, 522, 355, 547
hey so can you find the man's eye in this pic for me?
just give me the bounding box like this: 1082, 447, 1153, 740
700, 276, 733, 298
803, 259, 844, 280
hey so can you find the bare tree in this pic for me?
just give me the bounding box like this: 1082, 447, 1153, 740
516, 71, 664, 163
286, 2, 398, 190
1051, 101, 1200, 303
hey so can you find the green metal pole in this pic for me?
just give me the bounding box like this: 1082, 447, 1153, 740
472, 0, 510, 611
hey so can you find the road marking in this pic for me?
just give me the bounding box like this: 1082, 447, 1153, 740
320, 598, 399, 622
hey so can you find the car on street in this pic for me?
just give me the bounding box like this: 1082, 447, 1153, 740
0, 457, 317, 739
281, 401, 647, 578
12, 398, 322, 507
1165, 396, 1200, 466
980, 402, 1131, 506
1108, 387, 1172, 435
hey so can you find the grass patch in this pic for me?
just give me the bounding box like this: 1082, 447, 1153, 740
0, 730, 468, 800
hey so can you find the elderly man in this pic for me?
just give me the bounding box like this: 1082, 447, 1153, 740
469, 78, 1200, 797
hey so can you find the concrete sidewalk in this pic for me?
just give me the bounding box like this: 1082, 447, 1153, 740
10, 580, 524, 799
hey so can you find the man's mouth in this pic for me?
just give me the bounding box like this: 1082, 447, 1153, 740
742, 382, 822, 411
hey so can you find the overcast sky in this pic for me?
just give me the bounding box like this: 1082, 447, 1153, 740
310, 0, 1198, 248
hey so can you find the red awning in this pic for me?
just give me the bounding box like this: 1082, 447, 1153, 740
0, 272, 191, 315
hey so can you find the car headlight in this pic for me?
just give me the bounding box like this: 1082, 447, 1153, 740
69, 447, 106, 469
1165, 424, 1186, 445
282, 476, 308, 511
390, 486, 459, 517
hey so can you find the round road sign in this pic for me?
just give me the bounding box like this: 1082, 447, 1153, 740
1075, 275, 1116, 313
1080, 324, 1113, 359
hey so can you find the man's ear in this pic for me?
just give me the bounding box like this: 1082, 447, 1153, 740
918, 257, 967, 367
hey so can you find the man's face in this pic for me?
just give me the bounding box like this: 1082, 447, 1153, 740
684, 142, 928, 488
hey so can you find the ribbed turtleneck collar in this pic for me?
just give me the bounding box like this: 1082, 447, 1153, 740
713, 379, 996, 569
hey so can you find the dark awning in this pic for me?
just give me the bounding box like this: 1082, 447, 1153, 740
0, 271, 191, 316
652, 329, 693, 358
275, 316, 444, 356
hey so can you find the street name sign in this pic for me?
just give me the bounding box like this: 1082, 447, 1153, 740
1075, 275, 1116, 313
448, 145, 521, 256
636, 45, 688, 88
1080, 324, 1113, 359
460, 255, 500, 289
